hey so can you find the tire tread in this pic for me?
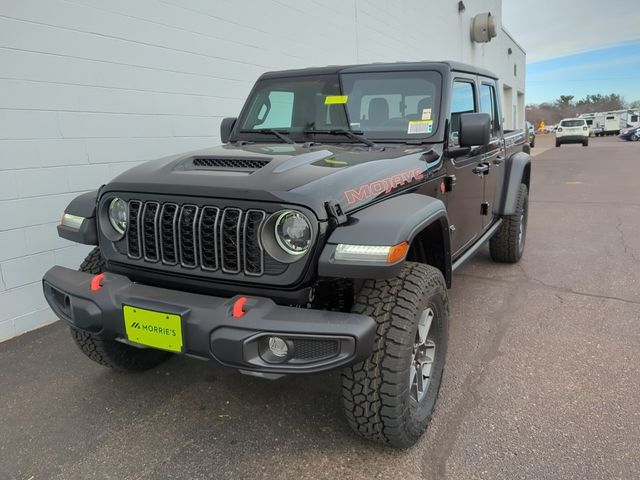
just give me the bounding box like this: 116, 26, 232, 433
490, 184, 528, 263
341, 263, 448, 448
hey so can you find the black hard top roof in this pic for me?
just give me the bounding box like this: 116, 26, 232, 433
258, 60, 498, 81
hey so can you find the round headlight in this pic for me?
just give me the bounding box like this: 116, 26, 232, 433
274, 210, 312, 256
108, 197, 128, 235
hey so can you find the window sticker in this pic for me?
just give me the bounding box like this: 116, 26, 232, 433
325, 95, 348, 105
407, 120, 433, 134
421, 108, 432, 120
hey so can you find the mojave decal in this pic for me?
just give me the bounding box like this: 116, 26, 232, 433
343, 168, 425, 205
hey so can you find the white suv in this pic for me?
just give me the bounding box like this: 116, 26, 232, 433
555, 118, 589, 147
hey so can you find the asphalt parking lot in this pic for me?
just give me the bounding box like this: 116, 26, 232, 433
1, 135, 639, 480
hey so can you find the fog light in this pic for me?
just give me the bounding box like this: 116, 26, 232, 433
268, 336, 289, 358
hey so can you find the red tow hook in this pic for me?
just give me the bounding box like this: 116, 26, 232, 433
90, 273, 105, 292
232, 297, 248, 318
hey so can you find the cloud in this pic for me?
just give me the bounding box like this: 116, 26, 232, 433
528, 53, 640, 81
501, 0, 640, 62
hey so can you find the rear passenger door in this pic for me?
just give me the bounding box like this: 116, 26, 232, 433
478, 80, 505, 228
446, 78, 485, 257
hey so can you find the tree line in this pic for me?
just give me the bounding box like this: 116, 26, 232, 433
526, 94, 640, 127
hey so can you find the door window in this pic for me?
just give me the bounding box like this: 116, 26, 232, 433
479, 84, 499, 137
450, 81, 476, 146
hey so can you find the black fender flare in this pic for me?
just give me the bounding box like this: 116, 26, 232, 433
318, 193, 451, 283
57, 190, 99, 245
498, 151, 531, 216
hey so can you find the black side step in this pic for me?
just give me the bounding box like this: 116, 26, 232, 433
452, 218, 503, 271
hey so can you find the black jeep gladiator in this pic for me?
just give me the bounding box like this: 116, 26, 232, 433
43, 61, 530, 448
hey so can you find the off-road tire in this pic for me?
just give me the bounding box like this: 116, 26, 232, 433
78, 246, 105, 274
341, 262, 448, 448
70, 247, 171, 371
490, 183, 528, 263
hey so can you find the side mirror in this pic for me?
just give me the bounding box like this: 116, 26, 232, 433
220, 117, 237, 143
459, 113, 491, 147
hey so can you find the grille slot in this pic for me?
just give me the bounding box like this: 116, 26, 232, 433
243, 210, 266, 276
127, 201, 267, 276
221, 208, 242, 273
179, 205, 199, 268
142, 202, 159, 262
199, 207, 219, 271
127, 201, 142, 259
192, 157, 271, 170
159, 203, 178, 265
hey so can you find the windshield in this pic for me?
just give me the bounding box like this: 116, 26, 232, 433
235, 71, 442, 143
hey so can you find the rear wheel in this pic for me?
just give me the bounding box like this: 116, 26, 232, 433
341, 263, 448, 448
632, 134, 639, 142
70, 247, 171, 371
490, 184, 529, 263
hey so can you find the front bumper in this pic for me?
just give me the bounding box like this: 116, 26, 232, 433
42, 266, 376, 374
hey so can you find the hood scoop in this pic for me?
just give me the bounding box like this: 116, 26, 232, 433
189, 156, 272, 171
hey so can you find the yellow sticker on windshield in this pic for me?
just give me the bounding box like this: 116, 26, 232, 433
325, 95, 348, 105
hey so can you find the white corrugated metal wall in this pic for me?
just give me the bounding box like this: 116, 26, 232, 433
0, 0, 524, 341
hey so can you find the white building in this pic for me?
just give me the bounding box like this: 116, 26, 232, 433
0, 0, 525, 341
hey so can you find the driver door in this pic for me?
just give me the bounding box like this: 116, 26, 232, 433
445, 78, 485, 257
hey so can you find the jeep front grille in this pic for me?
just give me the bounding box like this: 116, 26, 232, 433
127, 201, 266, 276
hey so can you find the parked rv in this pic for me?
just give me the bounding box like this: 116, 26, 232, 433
581, 110, 639, 137
601, 115, 622, 136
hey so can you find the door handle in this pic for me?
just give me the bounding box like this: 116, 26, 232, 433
472, 163, 490, 175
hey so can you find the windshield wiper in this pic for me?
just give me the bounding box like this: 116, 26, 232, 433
303, 128, 376, 147
239, 129, 295, 144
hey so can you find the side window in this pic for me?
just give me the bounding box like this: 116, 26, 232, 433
258, 91, 294, 129
479, 83, 499, 137
450, 81, 476, 146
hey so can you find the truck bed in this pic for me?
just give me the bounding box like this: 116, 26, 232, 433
504, 129, 527, 155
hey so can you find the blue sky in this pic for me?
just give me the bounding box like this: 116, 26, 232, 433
502, 0, 640, 105
526, 41, 640, 105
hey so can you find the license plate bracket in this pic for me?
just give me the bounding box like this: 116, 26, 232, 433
123, 305, 184, 353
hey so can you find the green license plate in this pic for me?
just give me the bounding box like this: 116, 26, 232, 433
123, 305, 183, 353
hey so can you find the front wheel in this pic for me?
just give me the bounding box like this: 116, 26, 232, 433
490, 184, 529, 263
555, 140, 561, 147
632, 134, 639, 142
70, 247, 172, 371
583, 139, 589, 147
341, 263, 448, 448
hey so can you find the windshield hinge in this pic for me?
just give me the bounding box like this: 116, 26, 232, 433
324, 201, 348, 228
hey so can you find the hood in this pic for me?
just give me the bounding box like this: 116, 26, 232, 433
104, 142, 444, 220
